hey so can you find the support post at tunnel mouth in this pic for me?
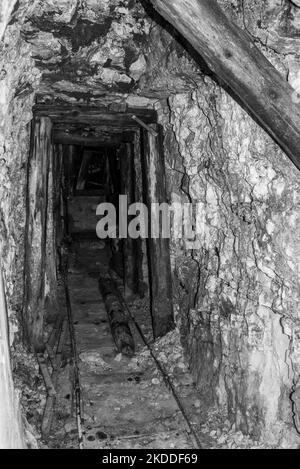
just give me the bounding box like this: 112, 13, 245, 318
141, 124, 174, 339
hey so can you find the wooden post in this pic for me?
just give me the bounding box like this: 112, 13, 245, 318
0, 268, 25, 448
24, 117, 52, 349
133, 132, 147, 297
141, 125, 174, 338
98, 276, 135, 356
62, 144, 76, 197
149, 0, 300, 171
120, 143, 141, 295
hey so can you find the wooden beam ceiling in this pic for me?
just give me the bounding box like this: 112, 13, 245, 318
34, 104, 154, 146
33, 105, 157, 128
53, 124, 136, 146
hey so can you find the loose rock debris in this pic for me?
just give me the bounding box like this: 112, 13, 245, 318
20, 243, 289, 450
14, 279, 281, 450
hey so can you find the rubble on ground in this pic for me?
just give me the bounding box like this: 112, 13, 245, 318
127, 328, 189, 380
79, 351, 112, 372
12, 344, 45, 448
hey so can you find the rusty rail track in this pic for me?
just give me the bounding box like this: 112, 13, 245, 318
108, 271, 203, 450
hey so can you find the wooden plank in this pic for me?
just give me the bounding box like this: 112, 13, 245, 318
53, 132, 134, 146
120, 144, 132, 293
99, 276, 135, 356
133, 132, 148, 297
33, 105, 157, 126
120, 143, 143, 296
53, 124, 135, 138
0, 269, 25, 448
141, 125, 174, 338
76, 150, 92, 191
63, 144, 77, 197
53, 144, 64, 263
150, 0, 300, 171
36, 353, 56, 397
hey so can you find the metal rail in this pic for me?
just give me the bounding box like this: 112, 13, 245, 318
108, 272, 203, 449
63, 263, 85, 449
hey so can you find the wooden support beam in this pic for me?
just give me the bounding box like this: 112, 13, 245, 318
33, 105, 157, 127
54, 144, 64, 259
53, 132, 134, 147
0, 269, 25, 448
76, 150, 92, 191
149, 0, 300, 171
62, 144, 77, 197
132, 132, 148, 297
98, 276, 135, 357
141, 124, 174, 338
45, 136, 59, 321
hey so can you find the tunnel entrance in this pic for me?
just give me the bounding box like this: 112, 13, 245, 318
21, 104, 184, 448
24, 104, 174, 354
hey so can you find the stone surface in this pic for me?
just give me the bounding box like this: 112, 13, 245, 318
0, 0, 18, 40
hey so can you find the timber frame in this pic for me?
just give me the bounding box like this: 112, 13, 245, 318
24, 103, 174, 345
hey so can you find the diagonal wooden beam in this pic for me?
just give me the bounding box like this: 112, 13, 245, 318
149, 0, 300, 171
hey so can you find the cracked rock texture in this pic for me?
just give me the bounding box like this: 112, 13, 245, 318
155, 1, 300, 445
165, 83, 300, 445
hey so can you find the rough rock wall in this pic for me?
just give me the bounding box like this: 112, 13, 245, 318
0, 0, 18, 40
157, 0, 300, 446
1, 0, 300, 447
0, 1, 41, 342
165, 84, 300, 445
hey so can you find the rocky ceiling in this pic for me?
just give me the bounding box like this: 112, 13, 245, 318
2, 1, 300, 108
5, 0, 203, 106
52, 124, 135, 146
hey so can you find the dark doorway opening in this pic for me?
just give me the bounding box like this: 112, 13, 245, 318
25, 106, 174, 347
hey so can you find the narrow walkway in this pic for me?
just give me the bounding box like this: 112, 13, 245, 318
49, 238, 210, 449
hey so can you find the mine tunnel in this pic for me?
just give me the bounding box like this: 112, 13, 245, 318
1, 0, 300, 451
